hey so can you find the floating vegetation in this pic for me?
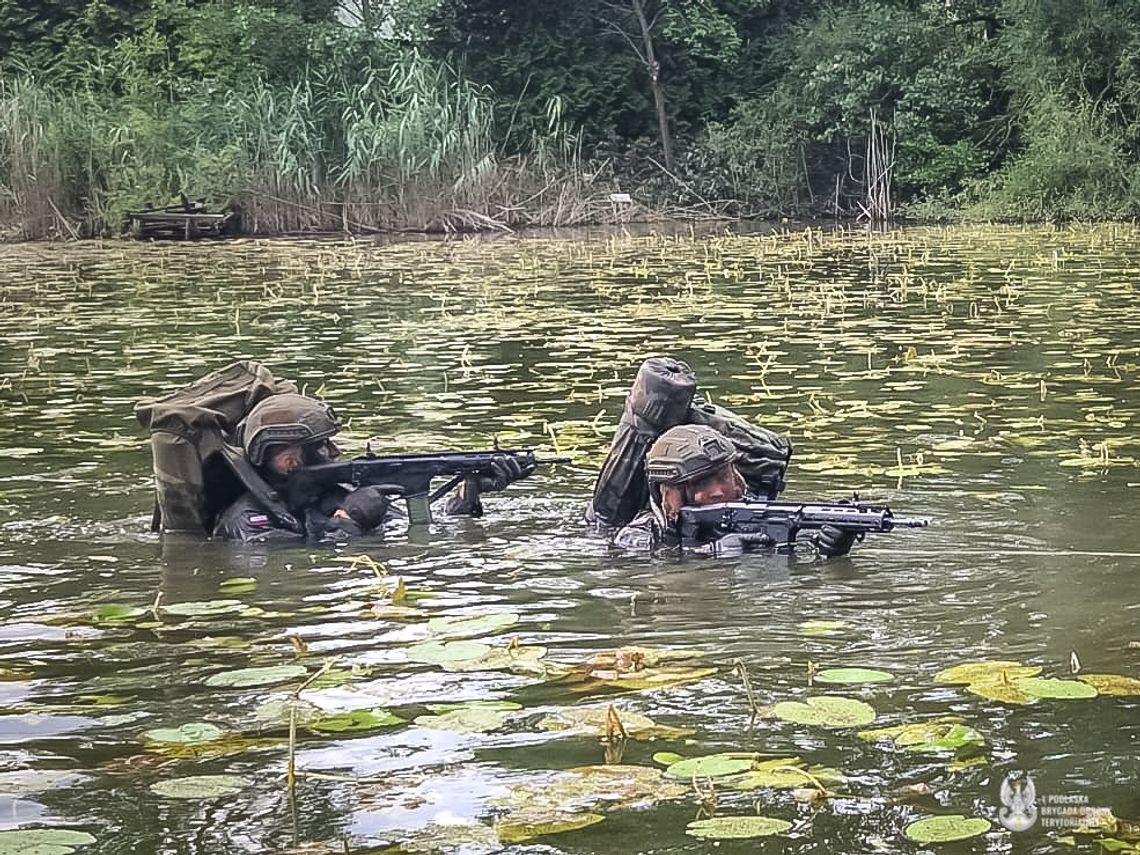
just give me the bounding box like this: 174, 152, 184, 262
771, 696, 877, 727
3, 226, 1140, 854
934, 661, 1043, 684
149, 774, 251, 799
1016, 677, 1099, 700
904, 815, 991, 844
413, 707, 508, 733
814, 668, 895, 685
309, 709, 405, 733
686, 816, 793, 840
0, 829, 96, 854
858, 716, 985, 756
492, 764, 688, 842
204, 665, 308, 688
1078, 674, 1140, 696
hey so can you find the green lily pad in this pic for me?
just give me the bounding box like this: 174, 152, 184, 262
664, 753, 755, 780
441, 644, 547, 674
797, 620, 849, 636
218, 577, 257, 593
686, 816, 792, 840
966, 678, 1036, 705
425, 701, 523, 713
310, 708, 405, 733
1015, 677, 1098, 700
405, 640, 492, 666
904, 814, 991, 843
652, 751, 686, 766
149, 774, 251, 799
814, 668, 894, 684
934, 661, 1041, 684
1078, 673, 1140, 696
725, 759, 844, 791
142, 722, 225, 744
858, 716, 985, 755
161, 600, 247, 617
0, 829, 96, 855
204, 664, 307, 688
414, 707, 507, 732
90, 605, 148, 624
537, 706, 692, 740
771, 696, 876, 727
495, 812, 604, 843
427, 613, 520, 639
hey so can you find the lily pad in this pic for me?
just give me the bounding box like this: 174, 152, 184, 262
664, 753, 755, 780
966, 678, 1036, 705
858, 716, 985, 755
495, 812, 604, 843
142, 722, 225, 744
725, 759, 844, 791
0, 770, 86, 796
652, 751, 686, 766
161, 600, 247, 617
218, 577, 257, 593
814, 668, 894, 684
686, 816, 792, 840
204, 664, 307, 688
427, 613, 519, 639
537, 706, 692, 740
1078, 673, 1140, 696
441, 644, 548, 675
425, 700, 522, 713
1015, 677, 1098, 700
797, 620, 849, 636
771, 696, 876, 727
149, 774, 251, 799
413, 707, 507, 732
0, 829, 96, 855
90, 605, 147, 624
904, 814, 991, 844
405, 640, 492, 666
309, 708, 405, 733
934, 661, 1041, 684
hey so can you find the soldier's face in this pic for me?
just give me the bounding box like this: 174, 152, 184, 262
686, 465, 744, 506
268, 443, 305, 476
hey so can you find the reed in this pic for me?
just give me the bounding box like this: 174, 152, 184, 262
0, 50, 602, 240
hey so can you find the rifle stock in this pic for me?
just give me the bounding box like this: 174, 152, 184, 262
288, 449, 570, 525
676, 499, 929, 551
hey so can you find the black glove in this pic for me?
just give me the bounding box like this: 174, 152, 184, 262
475, 457, 535, 493
340, 486, 390, 530
814, 525, 858, 558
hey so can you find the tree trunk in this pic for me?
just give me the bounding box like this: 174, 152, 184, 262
631, 0, 674, 171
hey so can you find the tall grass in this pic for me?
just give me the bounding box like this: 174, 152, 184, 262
0, 51, 597, 239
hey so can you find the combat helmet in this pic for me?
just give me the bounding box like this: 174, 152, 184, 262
240, 393, 341, 466
646, 424, 741, 486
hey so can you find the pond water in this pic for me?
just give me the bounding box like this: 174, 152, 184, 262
0, 225, 1137, 854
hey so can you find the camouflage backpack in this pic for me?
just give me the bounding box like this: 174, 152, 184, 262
135, 360, 298, 535
588, 356, 793, 529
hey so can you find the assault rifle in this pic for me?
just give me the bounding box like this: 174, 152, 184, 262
676, 498, 929, 552
287, 449, 571, 525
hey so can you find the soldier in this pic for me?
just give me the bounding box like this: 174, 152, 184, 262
611, 424, 857, 557
213, 392, 528, 543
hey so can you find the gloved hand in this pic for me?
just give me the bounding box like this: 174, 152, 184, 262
710, 532, 772, 557
814, 525, 858, 558
340, 486, 390, 530
475, 457, 535, 493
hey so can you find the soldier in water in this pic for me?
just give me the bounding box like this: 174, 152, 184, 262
588, 357, 856, 557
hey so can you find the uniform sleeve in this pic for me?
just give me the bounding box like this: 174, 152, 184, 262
212, 493, 304, 544
609, 513, 656, 551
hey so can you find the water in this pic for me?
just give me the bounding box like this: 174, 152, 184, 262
0, 225, 1138, 854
